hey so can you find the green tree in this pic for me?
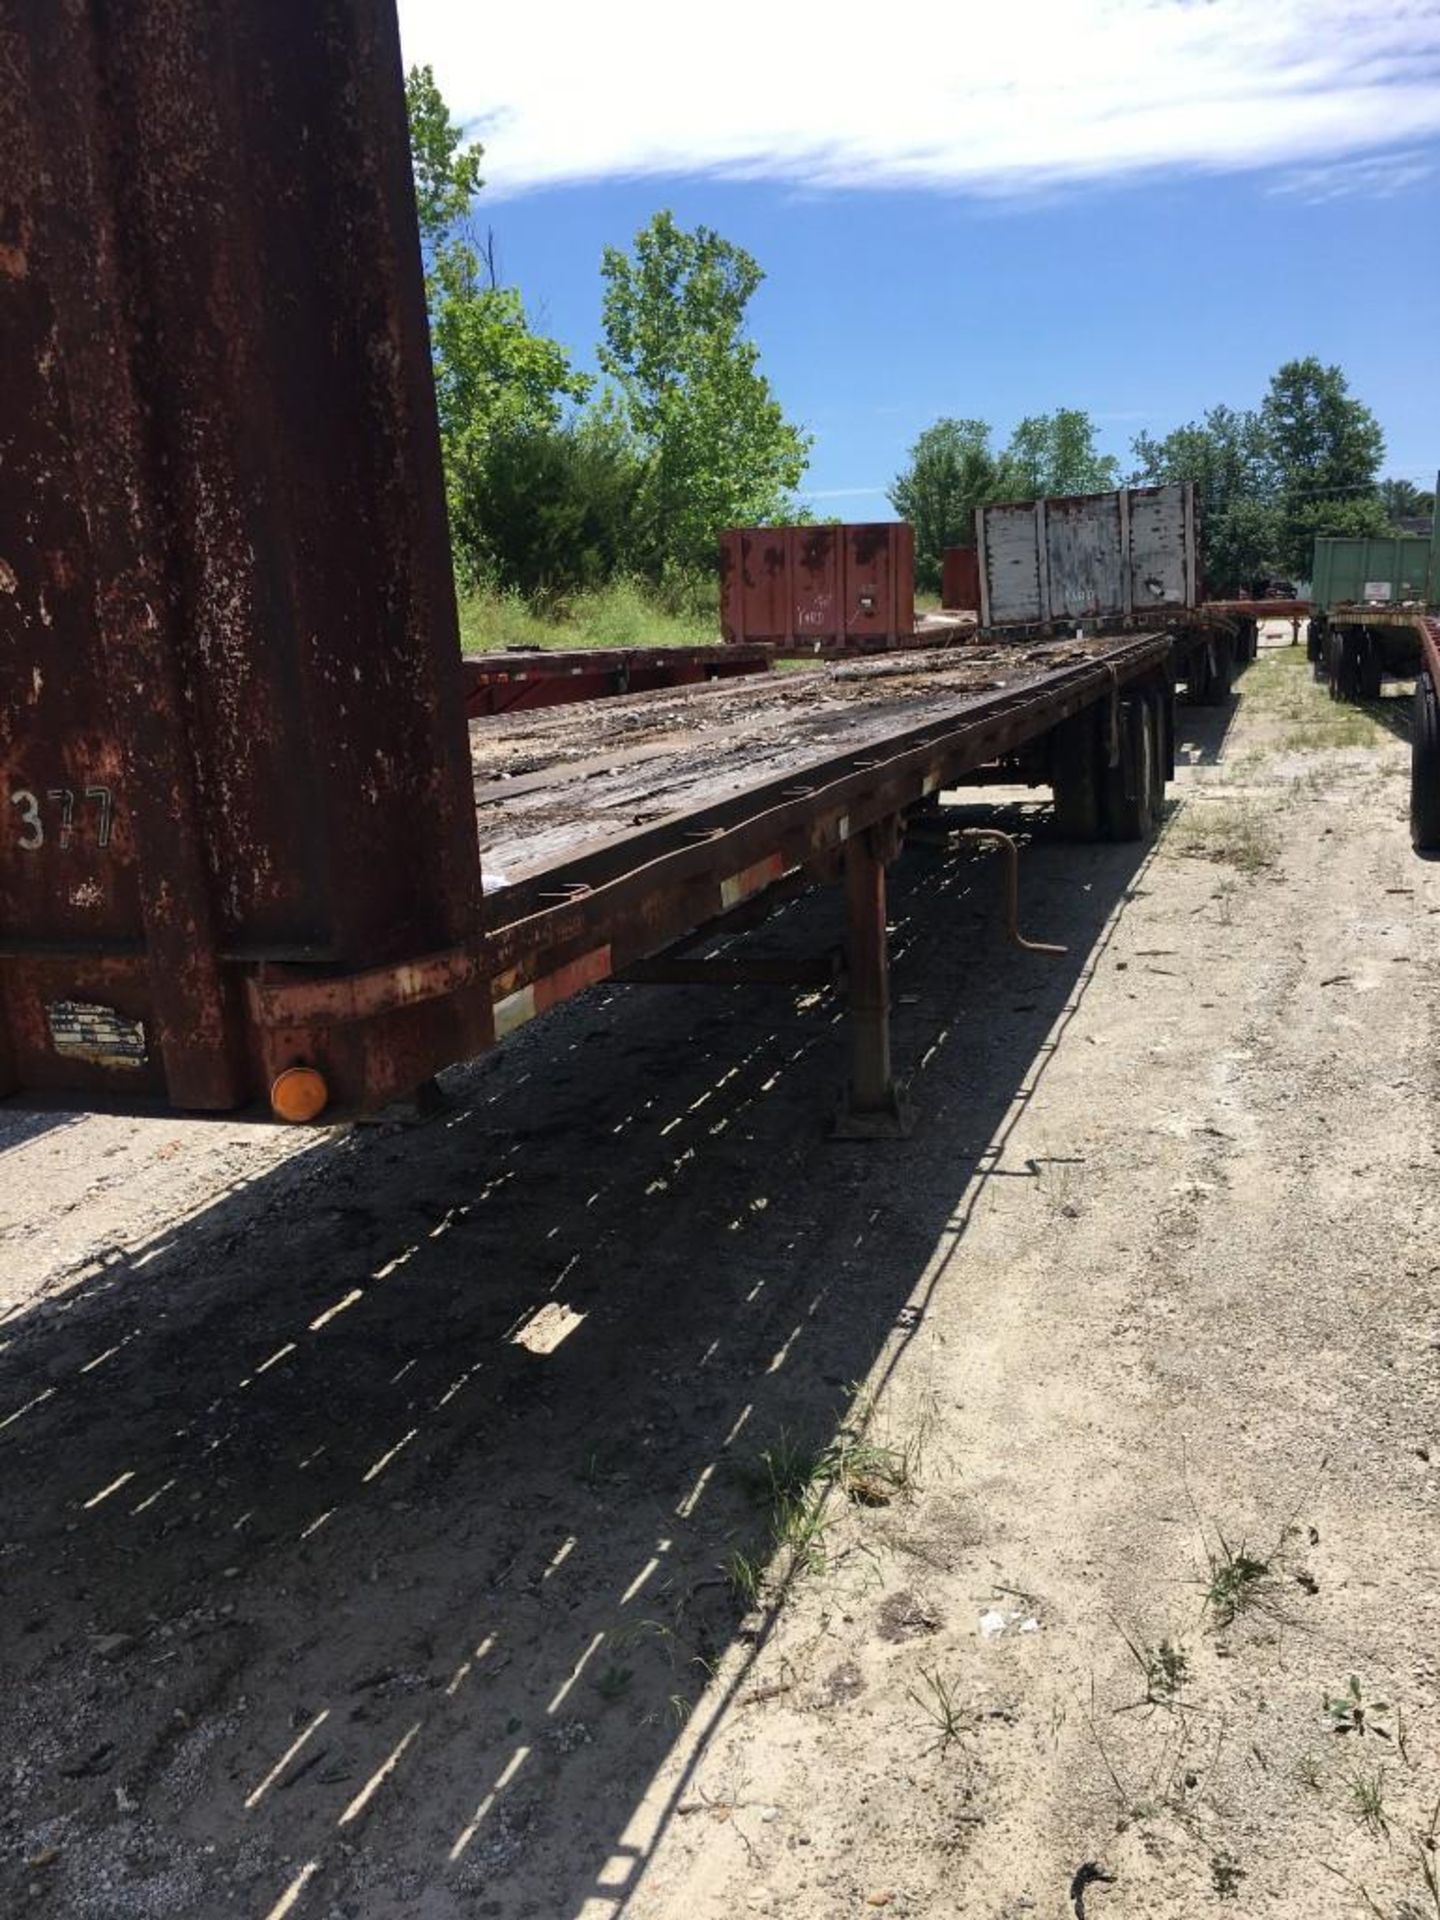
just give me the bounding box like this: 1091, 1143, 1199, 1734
1260, 358, 1386, 579
1131, 405, 1279, 593
599, 212, 810, 581
1378, 477, 1435, 526
1002, 409, 1118, 498
887, 418, 1010, 593
405, 66, 588, 583
463, 406, 644, 601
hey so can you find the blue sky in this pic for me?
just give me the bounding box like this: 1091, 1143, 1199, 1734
397, 0, 1440, 521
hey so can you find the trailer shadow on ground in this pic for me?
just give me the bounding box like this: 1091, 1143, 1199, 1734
1171, 690, 1240, 767
0, 787, 1168, 1920
1357, 686, 1416, 745
0, 1108, 82, 1160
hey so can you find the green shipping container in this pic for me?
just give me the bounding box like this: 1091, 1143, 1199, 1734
1310, 532, 1437, 613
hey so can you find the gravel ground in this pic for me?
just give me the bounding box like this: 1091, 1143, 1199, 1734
1, 629, 1435, 1920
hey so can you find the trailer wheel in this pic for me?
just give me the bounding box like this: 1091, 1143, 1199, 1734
1050, 707, 1102, 840
1412, 671, 1440, 853
1326, 630, 1353, 702
1210, 637, 1234, 702
1103, 692, 1159, 842
1185, 645, 1212, 705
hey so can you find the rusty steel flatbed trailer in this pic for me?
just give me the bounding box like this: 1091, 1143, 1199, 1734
253, 633, 1173, 1129
0, 1, 1174, 1128
7, 633, 1172, 1126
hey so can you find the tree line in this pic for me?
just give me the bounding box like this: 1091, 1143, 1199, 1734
892, 365, 1432, 597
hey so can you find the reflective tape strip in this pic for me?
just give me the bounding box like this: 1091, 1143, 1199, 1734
719, 853, 785, 913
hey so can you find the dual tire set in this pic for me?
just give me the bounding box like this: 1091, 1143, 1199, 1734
1322, 627, 1384, 703
1050, 685, 1169, 844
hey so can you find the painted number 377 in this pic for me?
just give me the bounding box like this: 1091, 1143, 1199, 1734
9, 785, 115, 852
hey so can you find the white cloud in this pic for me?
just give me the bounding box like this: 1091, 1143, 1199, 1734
396, 0, 1440, 200
1268, 149, 1439, 202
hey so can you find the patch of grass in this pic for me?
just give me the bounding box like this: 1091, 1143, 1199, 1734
594, 1664, 634, 1702
727, 1432, 832, 1606
1349, 1764, 1390, 1839
1186, 1453, 1327, 1631
1418, 1793, 1440, 1915
728, 1401, 921, 1609
1165, 800, 1278, 876
1238, 644, 1392, 752
1297, 1751, 1325, 1791
724, 1547, 764, 1610
457, 577, 717, 654
1202, 1530, 1279, 1625
1116, 1628, 1191, 1711
908, 1664, 966, 1749
826, 1429, 919, 1509
1282, 707, 1392, 753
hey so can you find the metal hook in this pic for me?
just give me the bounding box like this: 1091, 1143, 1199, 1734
960, 828, 1068, 956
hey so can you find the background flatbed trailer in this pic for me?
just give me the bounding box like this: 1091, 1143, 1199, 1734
1303, 522, 1440, 848
459, 644, 774, 718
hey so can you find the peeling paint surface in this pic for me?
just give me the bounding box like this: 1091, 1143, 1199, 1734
1, 0, 482, 1111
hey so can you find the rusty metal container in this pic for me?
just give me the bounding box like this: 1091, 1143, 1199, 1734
0, 0, 488, 1115
940, 547, 981, 612
719, 524, 916, 647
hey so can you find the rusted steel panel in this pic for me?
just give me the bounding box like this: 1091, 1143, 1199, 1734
941, 547, 981, 612
1045, 495, 1125, 620
719, 525, 914, 647
843, 524, 915, 643
460, 647, 770, 717
1128, 484, 1197, 612
0, 0, 484, 1110
977, 503, 1046, 626
977, 484, 1198, 631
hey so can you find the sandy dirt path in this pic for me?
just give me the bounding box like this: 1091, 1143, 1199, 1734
1, 632, 1435, 1920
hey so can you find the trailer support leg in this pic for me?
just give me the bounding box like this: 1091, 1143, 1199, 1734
834, 819, 913, 1139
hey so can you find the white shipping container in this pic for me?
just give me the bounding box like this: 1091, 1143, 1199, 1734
977, 483, 1197, 630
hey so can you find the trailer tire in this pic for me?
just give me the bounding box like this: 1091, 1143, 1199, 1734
1185, 645, 1212, 705
1412, 672, 1440, 853
1103, 692, 1159, 842
1210, 637, 1234, 702
1050, 708, 1102, 840
1326, 630, 1353, 702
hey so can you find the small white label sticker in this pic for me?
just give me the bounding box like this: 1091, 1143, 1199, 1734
47, 1000, 147, 1070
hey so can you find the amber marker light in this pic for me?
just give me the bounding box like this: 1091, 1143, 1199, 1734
270, 1065, 329, 1123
